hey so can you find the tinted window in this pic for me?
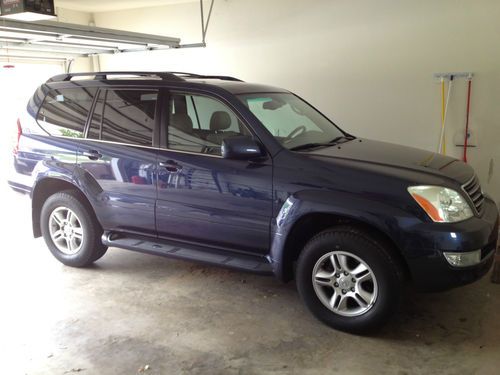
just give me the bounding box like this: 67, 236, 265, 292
167, 93, 249, 155
88, 89, 157, 146
37, 87, 97, 138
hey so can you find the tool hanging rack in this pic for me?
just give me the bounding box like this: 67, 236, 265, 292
433, 72, 474, 156
433, 72, 473, 80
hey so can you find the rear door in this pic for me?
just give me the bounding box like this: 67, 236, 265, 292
77, 87, 160, 236
156, 90, 273, 254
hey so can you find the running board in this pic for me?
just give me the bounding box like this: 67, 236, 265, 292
101, 231, 273, 275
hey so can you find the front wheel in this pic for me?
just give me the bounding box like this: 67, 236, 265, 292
296, 226, 404, 334
40, 190, 107, 267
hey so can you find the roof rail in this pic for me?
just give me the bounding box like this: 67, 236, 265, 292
47, 71, 185, 83
167, 72, 243, 82
46, 71, 244, 83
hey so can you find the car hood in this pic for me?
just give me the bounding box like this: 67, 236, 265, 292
307, 138, 474, 184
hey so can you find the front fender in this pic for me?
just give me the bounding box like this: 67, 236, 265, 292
269, 189, 417, 281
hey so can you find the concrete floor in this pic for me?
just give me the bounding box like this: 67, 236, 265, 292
1, 184, 499, 375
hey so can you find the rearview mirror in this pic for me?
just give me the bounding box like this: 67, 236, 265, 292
263, 99, 285, 110
221, 136, 264, 160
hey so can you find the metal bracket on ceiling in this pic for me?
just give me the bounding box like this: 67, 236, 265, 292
201, 0, 215, 45
177, 0, 215, 48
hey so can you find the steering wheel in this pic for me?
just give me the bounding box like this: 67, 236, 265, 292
283, 126, 306, 144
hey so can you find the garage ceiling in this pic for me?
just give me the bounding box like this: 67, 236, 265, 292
1, 0, 214, 64
56, 0, 197, 12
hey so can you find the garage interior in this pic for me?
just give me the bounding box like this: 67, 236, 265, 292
0, 0, 499, 374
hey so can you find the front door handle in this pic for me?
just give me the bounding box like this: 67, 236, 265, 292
159, 160, 182, 173
82, 150, 102, 161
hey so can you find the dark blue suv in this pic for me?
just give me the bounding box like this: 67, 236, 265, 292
9, 72, 499, 333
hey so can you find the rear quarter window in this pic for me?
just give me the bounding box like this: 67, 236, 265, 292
37, 87, 97, 138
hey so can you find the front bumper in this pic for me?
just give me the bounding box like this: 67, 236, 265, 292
404, 196, 499, 291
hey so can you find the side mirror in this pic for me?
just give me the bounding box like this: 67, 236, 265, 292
221, 136, 264, 160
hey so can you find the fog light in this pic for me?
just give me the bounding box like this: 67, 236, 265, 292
443, 250, 481, 267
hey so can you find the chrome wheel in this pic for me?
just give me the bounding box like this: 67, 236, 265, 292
312, 251, 378, 317
49, 207, 84, 255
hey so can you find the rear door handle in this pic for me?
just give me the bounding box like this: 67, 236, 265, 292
159, 160, 182, 173
82, 150, 102, 161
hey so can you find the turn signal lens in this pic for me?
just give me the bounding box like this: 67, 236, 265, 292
443, 250, 481, 267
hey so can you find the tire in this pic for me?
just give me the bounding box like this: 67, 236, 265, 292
296, 226, 404, 334
40, 190, 107, 267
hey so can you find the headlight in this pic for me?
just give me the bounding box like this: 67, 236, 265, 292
408, 186, 473, 223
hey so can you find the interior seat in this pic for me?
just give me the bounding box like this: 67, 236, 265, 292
206, 111, 238, 144
170, 113, 194, 134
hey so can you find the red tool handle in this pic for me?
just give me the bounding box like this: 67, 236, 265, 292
463, 79, 472, 163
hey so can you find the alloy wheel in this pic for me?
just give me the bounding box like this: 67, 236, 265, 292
312, 251, 378, 317
49, 207, 84, 255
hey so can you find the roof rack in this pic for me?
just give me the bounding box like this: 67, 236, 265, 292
46, 71, 244, 83
167, 72, 243, 82
47, 71, 185, 83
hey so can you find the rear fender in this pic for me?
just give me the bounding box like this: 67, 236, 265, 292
31, 163, 102, 237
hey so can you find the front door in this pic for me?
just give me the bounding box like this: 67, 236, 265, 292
156, 91, 273, 254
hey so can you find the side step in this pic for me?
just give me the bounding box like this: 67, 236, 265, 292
102, 232, 274, 275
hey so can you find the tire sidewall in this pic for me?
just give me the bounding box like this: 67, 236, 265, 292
296, 229, 402, 333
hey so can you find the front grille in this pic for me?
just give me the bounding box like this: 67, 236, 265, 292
462, 175, 485, 215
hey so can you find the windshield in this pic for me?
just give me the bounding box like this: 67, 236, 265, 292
238, 93, 346, 150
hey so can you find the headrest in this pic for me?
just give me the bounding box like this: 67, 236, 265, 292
210, 111, 231, 131
171, 113, 193, 133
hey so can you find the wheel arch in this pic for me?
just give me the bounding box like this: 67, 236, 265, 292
274, 211, 411, 283
31, 177, 97, 238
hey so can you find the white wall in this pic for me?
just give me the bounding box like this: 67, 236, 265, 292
92, 0, 500, 202
56, 7, 93, 24
56, 7, 94, 71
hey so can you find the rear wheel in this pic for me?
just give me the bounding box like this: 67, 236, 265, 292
296, 226, 403, 334
41, 190, 107, 267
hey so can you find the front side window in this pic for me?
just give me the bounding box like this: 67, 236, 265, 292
37, 87, 97, 138
238, 93, 345, 150
167, 93, 249, 155
88, 89, 157, 146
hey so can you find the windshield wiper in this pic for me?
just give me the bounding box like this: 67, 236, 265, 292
290, 135, 356, 151
289, 143, 327, 151
329, 134, 356, 144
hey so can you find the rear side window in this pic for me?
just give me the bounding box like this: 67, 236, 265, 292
88, 89, 157, 147
37, 88, 97, 138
